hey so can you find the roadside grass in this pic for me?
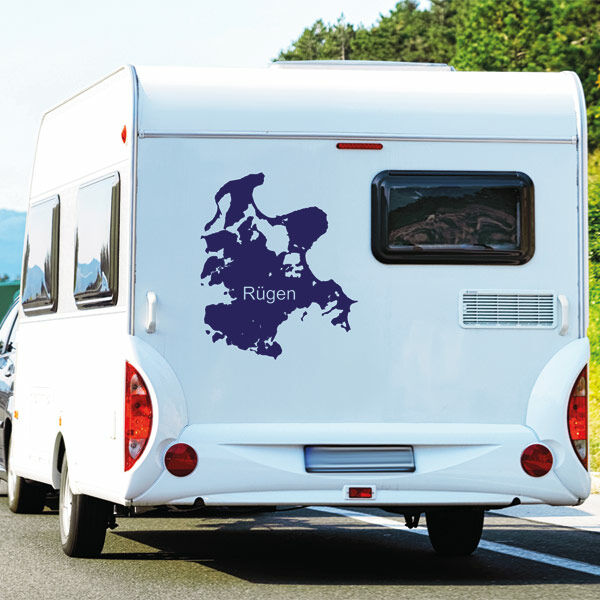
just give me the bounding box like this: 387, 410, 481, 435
589, 266, 599, 472
589, 151, 600, 472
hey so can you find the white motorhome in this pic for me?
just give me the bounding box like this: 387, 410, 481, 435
5, 62, 590, 557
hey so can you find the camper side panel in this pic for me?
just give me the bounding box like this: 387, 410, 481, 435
11, 68, 135, 501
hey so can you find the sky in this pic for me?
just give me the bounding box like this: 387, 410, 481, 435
0, 0, 427, 212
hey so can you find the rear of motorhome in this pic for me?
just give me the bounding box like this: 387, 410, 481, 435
3, 62, 590, 557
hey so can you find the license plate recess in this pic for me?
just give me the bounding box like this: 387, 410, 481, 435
304, 445, 415, 473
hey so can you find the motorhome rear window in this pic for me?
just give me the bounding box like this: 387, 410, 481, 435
74, 172, 120, 308
371, 171, 534, 264
22, 196, 60, 315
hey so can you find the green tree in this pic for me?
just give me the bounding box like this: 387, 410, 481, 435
350, 1, 431, 62
278, 16, 356, 61
277, 0, 600, 147
277, 2, 460, 64
425, 0, 462, 65
453, 0, 600, 148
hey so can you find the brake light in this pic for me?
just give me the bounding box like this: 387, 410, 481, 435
568, 366, 588, 468
521, 444, 553, 477
336, 142, 383, 150
124, 362, 153, 471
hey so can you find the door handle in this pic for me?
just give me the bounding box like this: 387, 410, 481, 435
145, 291, 157, 334
558, 294, 569, 336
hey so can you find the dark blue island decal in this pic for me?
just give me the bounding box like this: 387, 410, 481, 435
201, 173, 356, 358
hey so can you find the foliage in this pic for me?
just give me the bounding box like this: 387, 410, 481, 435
589, 151, 600, 471
277, 0, 600, 149
351, 1, 432, 63
278, 16, 355, 61
453, 0, 600, 149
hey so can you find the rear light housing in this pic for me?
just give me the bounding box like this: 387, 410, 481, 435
567, 366, 588, 468
124, 362, 153, 471
165, 443, 198, 477
521, 444, 553, 477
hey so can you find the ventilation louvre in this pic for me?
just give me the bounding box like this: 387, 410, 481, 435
460, 291, 557, 329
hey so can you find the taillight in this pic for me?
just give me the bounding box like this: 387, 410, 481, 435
568, 366, 588, 468
125, 362, 153, 471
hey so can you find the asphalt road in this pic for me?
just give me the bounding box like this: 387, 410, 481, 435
1, 484, 599, 600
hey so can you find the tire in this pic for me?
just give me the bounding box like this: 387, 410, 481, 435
7, 435, 46, 514
426, 507, 484, 557
59, 454, 112, 557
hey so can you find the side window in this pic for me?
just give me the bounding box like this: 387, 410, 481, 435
22, 196, 60, 315
74, 172, 120, 308
371, 171, 534, 265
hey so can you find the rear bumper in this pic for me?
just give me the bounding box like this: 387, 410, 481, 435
130, 422, 590, 507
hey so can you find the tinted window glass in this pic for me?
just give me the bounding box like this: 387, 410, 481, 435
372, 171, 534, 265
22, 196, 60, 314
74, 172, 120, 308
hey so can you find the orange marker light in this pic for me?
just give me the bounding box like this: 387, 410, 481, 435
14, 410, 19, 419
121, 125, 127, 144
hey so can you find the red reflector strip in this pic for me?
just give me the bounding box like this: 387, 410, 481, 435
521, 444, 553, 477
165, 443, 198, 477
348, 487, 373, 499
336, 142, 383, 150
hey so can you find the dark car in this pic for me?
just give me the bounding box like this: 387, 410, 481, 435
0, 300, 18, 481
0, 301, 52, 513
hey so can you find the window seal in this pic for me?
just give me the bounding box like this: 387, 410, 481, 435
21, 195, 60, 316
371, 170, 535, 265
73, 172, 120, 309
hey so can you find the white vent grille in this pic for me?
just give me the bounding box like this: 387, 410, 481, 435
460, 291, 557, 329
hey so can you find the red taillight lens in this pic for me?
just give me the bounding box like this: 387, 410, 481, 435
348, 487, 373, 499
165, 443, 198, 477
568, 366, 588, 468
521, 444, 553, 477
124, 362, 153, 471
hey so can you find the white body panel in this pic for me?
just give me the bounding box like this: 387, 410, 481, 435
10, 64, 591, 509
10, 68, 135, 502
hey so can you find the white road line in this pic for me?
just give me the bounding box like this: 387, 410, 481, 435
309, 506, 600, 578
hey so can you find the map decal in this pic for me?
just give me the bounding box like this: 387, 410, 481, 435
201, 172, 356, 359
